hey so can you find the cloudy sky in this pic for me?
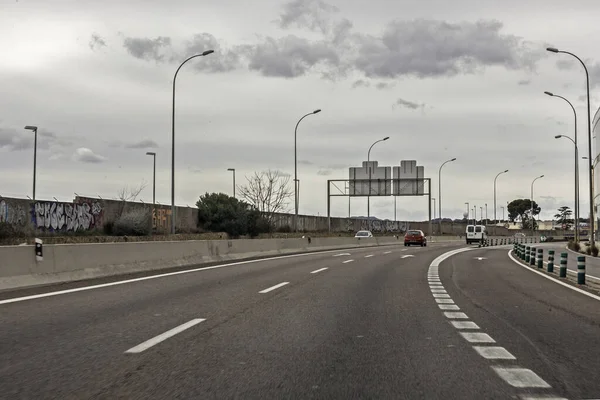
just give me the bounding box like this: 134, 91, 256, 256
2, 0, 600, 221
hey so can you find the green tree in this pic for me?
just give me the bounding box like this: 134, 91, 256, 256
507, 199, 541, 229
554, 206, 574, 230
196, 192, 269, 238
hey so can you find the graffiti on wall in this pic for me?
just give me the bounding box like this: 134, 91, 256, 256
0, 200, 28, 226
33, 201, 104, 232
358, 219, 405, 233
152, 208, 172, 230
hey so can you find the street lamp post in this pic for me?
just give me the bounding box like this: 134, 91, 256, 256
555, 134, 579, 242
24, 126, 38, 201
294, 109, 321, 232
493, 170, 509, 224
531, 175, 544, 236
171, 49, 214, 234
465, 202, 470, 224
547, 47, 594, 246
501, 206, 505, 222
366, 136, 390, 229
438, 158, 457, 235
227, 168, 236, 198
432, 198, 436, 221
485, 203, 488, 225
546, 91, 579, 241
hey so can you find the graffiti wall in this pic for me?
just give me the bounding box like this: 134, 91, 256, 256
33, 200, 103, 232
0, 199, 29, 227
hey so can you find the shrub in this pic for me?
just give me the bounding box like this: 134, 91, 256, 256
276, 225, 292, 233
592, 245, 599, 257
0, 222, 16, 239
103, 220, 115, 235
568, 240, 581, 252
113, 208, 152, 236
586, 246, 592, 255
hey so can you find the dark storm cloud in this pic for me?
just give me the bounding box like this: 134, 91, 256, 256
277, 0, 339, 34
123, 36, 172, 62
89, 33, 107, 51
125, 139, 159, 149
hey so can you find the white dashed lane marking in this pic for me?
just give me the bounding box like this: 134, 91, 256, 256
258, 282, 290, 293
364, 254, 374, 258
439, 304, 460, 310
451, 321, 479, 329
433, 293, 451, 298
460, 332, 496, 343
342, 259, 354, 264
383, 251, 392, 254
473, 346, 516, 360
444, 312, 468, 319
430, 289, 447, 293
492, 367, 551, 388
310, 268, 328, 274
125, 318, 206, 354
435, 298, 455, 304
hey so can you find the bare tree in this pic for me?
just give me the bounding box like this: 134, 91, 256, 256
238, 170, 293, 225
116, 181, 148, 217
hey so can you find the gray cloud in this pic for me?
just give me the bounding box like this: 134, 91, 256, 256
325, 163, 347, 170
244, 35, 340, 78
277, 0, 339, 34
298, 159, 313, 165
0, 127, 32, 151
375, 82, 395, 90
72, 148, 106, 163
556, 59, 576, 70
394, 97, 425, 110
125, 139, 159, 149
89, 33, 107, 51
517, 79, 531, 85
352, 79, 370, 88
353, 19, 541, 79
317, 168, 333, 176
182, 33, 242, 72
123, 36, 172, 62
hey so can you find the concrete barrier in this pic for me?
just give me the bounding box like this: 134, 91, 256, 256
0, 236, 401, 291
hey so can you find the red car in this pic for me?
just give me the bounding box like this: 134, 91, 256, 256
404, 230, 427, 247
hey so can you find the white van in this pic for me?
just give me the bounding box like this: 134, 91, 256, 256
466, 225, 487, 244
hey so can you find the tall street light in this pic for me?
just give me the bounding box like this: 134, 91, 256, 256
485, 203, 488, 225
294, 109, 321, 232
465, 202, 470, 224
432, 198, 436, 220
366, 136, 390, 228
531, 175, 544, 237
501, 206, 505, 222
547, 47, 594, 246
227, 168, 236, 198
545, 91, 579, 240
493, 169, 509, 224
24, 126, 38, 201
438, 158, 457, 234
555, 134, 579, 242
170, 49, 214, 234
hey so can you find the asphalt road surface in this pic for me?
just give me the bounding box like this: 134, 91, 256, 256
1, 242, 599, 399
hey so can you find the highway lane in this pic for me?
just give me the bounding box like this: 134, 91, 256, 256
0, 242, 459, 399
441, 246, 600, 399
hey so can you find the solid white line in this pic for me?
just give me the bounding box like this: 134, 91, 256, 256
451, 321, 479, 329
310, 268, 328, 274
508, 251, 600, 303
473, 346, 515, 360
439, 304, 460, 310
333, 253, 352, 257
259, 282, 290, 293
430, 247, 472, 267
125, 318, 205, 353
435, 298, 455, 304
433, 293, 451, 298
365, 254, 374, 258
492, 367, 551, 388
342, 259, 354, 264
0, 246, 396, 306
460, 332, 495, 343
444, 312, 468, 319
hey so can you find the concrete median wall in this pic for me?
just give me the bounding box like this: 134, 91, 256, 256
0, 236, 401, 291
